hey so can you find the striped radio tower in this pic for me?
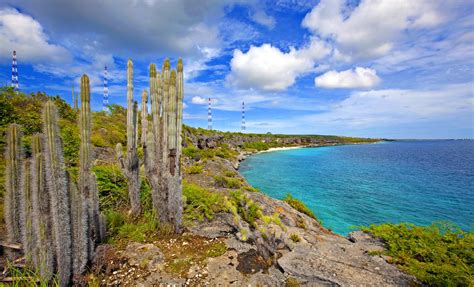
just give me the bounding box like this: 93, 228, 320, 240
103, 66, 109, 111
208, 97, 212, 130
241, 101, 246, 132
11, 51, 19, 92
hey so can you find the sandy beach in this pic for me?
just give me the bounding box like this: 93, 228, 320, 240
258, 145, 306, 153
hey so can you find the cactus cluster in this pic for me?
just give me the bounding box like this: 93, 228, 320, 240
3, 75, 105, 286
121, 58, 184, 231
116, 59, 141, 216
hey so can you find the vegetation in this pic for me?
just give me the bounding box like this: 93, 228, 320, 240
185, 163, 204, 174
362, 222, 473, 286
214, 175, 242, 189
182, 182, 226, 223
283, 194, 319, 223
290, 234, 301, 243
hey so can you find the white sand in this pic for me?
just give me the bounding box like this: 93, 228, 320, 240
258, 146, 305, 154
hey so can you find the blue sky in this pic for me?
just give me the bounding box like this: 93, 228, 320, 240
0, 0, 473, 139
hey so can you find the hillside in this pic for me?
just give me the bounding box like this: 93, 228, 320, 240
0, 88, 471, 286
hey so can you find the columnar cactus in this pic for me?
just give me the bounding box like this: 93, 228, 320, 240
79, 75, 100, 255
4, 76, 105, 285
20, 158, 35, 264
4, 124, 22, 248
30, 134, 54, 280
43, 101, 72, 286
116, 59, 141, 216
141, 90, 148, 147
141, 58, 183, 231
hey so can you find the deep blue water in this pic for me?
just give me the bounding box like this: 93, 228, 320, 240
240, 141, 474, 235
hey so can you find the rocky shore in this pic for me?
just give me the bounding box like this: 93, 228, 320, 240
91, 130, 416, 286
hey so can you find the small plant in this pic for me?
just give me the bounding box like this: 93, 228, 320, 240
284, 194, 320, 223
206, 241, 227, 257
214, 175, 242, 189
182, 181, 226, 223
244, 185, 260, 193
223, 170, 236, 177
185, 163, 204, 174
285, 277, 300, 287
290, 234, 301, 242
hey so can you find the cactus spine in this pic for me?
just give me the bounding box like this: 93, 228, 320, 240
141, 90, 148, 147
43, 101, 72, 285
4, 124, 22, 248
117, 59, 141, 216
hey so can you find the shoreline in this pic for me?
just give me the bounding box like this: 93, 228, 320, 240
257, 145, 306, 154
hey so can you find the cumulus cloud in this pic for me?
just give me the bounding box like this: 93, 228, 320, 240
315, 67, 380, 89
6, 0, 229, 59
191, 96, 207, 105
0, 8, 70, 63
302, 0, 446, 59
228, 39, 331, 91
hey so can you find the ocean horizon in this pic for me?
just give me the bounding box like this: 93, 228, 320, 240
240, 140, 474, 235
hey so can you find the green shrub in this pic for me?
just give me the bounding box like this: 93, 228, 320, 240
92, 165, 128, 210
362, 222, 473, 286
183, 145, 202, 160
244, 185, 260, 193
112, 211, 160, 243
214, 175, 242, 189
284, 194, 319, 222
290, 234, 301, 242
185, 163, 204, 174
223, 170, 236, 177
183, 182, 226, 223
229, 190, 262, 227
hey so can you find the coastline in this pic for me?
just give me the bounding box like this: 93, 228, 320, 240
257, 145, 306, 154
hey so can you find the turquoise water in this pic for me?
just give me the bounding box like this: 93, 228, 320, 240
240, 141, 474, 235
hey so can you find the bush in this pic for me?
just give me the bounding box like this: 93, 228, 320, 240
183, 145, 203, 160
283, 194, 319, 222
362, 222, 473, 286
92, 165, 128, 210
183, 182, 226, 223
214, 175, 242, 189
185, 163, 204, 174
229, 190, 262, 227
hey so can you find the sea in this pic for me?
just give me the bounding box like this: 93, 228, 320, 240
239, 140, 474, 235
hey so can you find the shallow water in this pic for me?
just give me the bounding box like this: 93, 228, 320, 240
240, 140, 474, 235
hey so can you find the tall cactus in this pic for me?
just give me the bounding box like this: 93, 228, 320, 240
176, 59, 184, 159
142, 58, 183, 231
3, 78, 105, 284
30, 134, 54, 281
141, 90, 148, 147
79, 74, 100, 256
20, 157, 35, 264
4, 124, 22, 248
116, 59, 141, 216
43, 101, 72, 286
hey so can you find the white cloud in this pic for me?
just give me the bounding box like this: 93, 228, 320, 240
306, 83, 473, 129
315, 67, 380, 89
302, 0, 445, 59
249, 10, 276, 29
0, 8, 70, 63
191, 96, 207, 105
228, 39, 331, 91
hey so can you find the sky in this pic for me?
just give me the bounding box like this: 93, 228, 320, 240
0, 0, 473, 139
